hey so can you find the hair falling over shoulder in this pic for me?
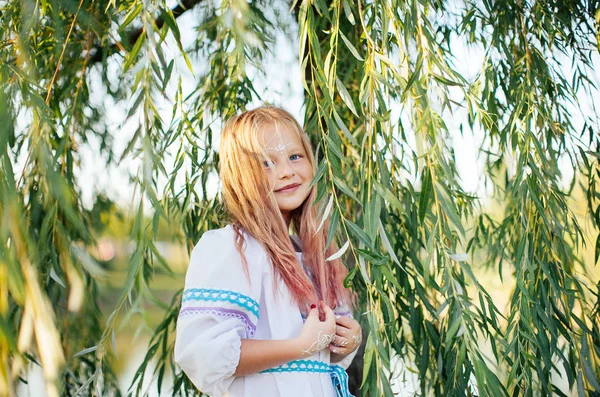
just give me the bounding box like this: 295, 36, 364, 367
219, 106, 354, 312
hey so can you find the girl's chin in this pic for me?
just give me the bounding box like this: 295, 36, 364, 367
275, 192, 310, 214
277, 200, 304, 212
278, 205, 301, 213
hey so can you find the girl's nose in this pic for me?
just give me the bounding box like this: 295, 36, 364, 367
278, 159, 295, 178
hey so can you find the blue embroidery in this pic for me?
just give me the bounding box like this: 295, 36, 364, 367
260, 360, 330, 374
260, 361, 354, 397
330, 365, 354, 397
182, 288, 259, 317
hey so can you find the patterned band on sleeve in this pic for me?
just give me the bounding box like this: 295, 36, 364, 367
182, 288, 259, 316
180, 288, 260, 337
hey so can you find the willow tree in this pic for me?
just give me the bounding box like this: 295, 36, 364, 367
1, 0, 599, 396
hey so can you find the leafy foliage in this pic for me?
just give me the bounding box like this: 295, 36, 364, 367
0, 0, 599, 396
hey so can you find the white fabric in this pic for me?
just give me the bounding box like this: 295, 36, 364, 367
174, 225, 357, 396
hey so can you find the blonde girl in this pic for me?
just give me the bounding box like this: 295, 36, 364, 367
174, 107, 362, 396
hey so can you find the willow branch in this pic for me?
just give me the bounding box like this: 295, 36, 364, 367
88, 0, 203, 65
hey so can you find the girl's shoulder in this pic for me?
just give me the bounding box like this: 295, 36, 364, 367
192, 224, 265, 260
186, 225, 267, 287
195, 224, 234, 243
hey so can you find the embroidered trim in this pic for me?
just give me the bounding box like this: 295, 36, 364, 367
334, 311, 352, 318
182, 288, 259, 317
260, 360, 331, 374
260, 361, 355, 397
179, 306, 257, 337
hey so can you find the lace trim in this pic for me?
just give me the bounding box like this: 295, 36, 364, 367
178, 306, 257, 337
260, 361, 354, 397
260, 359, 331, 374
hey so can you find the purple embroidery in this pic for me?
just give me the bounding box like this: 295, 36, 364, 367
179, 306, 257, 337
335, 311, 352, 318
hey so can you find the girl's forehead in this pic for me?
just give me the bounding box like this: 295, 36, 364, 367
260, 122, 303, 151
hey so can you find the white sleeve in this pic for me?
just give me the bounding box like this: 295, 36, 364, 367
174, 228, 261, 396
334, 301, 359, 369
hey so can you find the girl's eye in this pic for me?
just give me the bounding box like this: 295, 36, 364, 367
263, 160, 274, 168
290, 154, 302, 161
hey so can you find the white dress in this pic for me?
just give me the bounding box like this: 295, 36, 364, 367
174, 225, 357, 397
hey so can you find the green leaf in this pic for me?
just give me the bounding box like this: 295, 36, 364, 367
581, 334, 600, 390
577, 371, 586, 397
111, 329, 117, 355
120, 4, 143, 32
361, 333, 375, 387
123, 33, 146, 73
434, 182, 466, 241
335, 77, 359, 117
402, 53, 423, 101
341, 0, 355, 24
379, 263, 402, 291
419, 167, 433, 223
373, 181, 403, 210
378, 220, 401, 267
332, 109, 358, 146
585, 151, 600, 159
160, 8, 181, 44
49, 268, 66, 288
339, 31, 363, 61
310, 160, 328, 188
312, 0, 331, 19
431, 72, 460, 86
324, 134, 347, 162
119, 125, 141, 164
333, 176, 360, 204
326, 240, 350, 261
326, 209, 340, 249
316, 194, 334, 233
345, 219, 372, 248
126, 90, 145, 120
73, 346, 98, 358
445, 316, 462, 345
72, 369, 99, 397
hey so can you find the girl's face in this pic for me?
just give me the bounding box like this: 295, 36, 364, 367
260, 123, 314, 223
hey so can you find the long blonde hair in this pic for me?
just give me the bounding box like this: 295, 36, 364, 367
219, 106, 352, 311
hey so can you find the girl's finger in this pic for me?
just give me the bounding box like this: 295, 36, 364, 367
336, 325, 350, 336
321, 301, 335, 322
334, 315, 355, 328
307, 305, 319, 318
328, 344, 348, 355
332, 335, 350, 347
336, 317, 360, 335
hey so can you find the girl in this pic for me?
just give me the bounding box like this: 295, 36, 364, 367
174, 107, 362, 396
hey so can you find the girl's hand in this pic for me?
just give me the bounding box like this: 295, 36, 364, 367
297, 301, 337, 356
328, 316, 362, 356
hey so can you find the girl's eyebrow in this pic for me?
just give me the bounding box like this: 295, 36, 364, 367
285, 145, 303, 153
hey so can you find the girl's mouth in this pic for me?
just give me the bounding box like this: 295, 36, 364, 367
275, 183, 300, 193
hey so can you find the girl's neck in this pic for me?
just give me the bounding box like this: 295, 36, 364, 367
282, 211, 291, 227
290, 235, 302, 253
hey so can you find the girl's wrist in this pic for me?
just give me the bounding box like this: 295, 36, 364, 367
295, 332, 336, 357
293, 336, 312, 357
